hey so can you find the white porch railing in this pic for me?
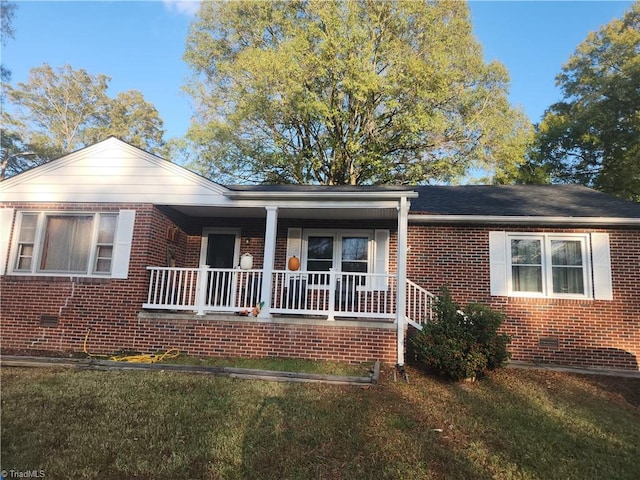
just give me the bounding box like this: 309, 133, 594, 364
144, 267, 264, 315
144, 266, 435, 323
270, 270, 397, 320
405, 279, 436, 330
145, 266, 398, 319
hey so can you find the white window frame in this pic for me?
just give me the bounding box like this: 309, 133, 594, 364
302, 229, 374, 289
9, 211, 123, 278
506, 233, 593, 299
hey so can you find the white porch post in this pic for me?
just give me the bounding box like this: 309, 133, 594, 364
396, 196, 409, 366
259, 206, 278, 319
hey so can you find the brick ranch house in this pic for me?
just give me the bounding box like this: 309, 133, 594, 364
1, 137, 639, 371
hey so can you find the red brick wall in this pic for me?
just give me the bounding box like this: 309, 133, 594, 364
407, 224, 640, 371
127, 314, 396, 364
0, 203, 168, 355
3, 202, 638, 370
1, 204, 397, 364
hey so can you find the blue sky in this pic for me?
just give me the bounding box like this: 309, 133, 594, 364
3, 0, 635, 142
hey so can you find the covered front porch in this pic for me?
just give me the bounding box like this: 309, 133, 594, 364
143, 266, 433, 323
143, 186, 432, 364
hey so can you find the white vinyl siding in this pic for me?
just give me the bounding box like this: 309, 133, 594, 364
9, 210, 135, 279
490, 231, 609, 300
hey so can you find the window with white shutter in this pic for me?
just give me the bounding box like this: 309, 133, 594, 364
8, 210, 135, 279
489, 231, 610, 300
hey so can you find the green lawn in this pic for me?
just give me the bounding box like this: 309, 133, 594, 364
1, 364, 638, 480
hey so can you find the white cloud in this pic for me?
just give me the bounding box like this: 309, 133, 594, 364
163, 0, 202, 17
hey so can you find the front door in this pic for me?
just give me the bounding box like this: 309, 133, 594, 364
201, 230, 240, 309
206, 233, 237, 269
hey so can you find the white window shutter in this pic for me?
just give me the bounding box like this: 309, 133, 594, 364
111, 210, 136, 279
591, 232, 613, 300
373, 229, 390, 290
0, 208, 15, 275
489, 231, 508, 296
286, 228, 302, 268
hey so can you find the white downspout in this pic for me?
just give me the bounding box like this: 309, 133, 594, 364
259, 206, 278, 319
396, 196, 409, 366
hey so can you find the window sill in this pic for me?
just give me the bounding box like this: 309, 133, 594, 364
506, 292, 592, 301
2, 274, 112, 284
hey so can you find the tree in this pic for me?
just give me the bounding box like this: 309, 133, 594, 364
4, 64, 165, 177
84, 90, 164, 153
525, 2, 640, 201
184, 0, 531, 185
8, 64, 111, 156
1, 0, 17, 82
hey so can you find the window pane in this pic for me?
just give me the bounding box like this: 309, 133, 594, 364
511, 239, 541, 264
17, 245, 33, 270
551, 240, 583, 266
95, 246, 113, 273
551, 240, 585, 294
18, 214, 38, 242
342, 261, 367, 273
98, 215, 117, 243
40, 216, 92, 272
553, 267, 584, 294
512, 266, 543, 292
511, 239, 543, 292
307, 260, 332, 272
342, 237, 368, 261
308, 236, 333, 260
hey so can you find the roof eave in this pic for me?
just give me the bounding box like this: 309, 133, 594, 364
224, 190, 419, 201
408, 214, 640, 226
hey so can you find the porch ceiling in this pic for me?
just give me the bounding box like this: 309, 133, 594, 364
162, 205, 399, 220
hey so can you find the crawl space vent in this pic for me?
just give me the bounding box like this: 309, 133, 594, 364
539, 337, 559, 348
40, 315, 59, 328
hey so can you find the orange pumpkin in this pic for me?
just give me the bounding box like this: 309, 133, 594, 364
287, 255, 300, 271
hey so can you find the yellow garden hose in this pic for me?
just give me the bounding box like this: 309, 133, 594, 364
83, 328, 180, 363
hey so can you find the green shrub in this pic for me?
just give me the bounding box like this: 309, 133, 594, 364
408, 287, 511, 380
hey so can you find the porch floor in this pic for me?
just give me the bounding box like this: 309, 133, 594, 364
138, 310, 396, 330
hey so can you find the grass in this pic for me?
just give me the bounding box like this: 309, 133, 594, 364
1, 364, 638, 480
156, 353, 372, 377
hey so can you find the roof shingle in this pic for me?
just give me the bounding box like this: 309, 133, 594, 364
409, 185, 640, 218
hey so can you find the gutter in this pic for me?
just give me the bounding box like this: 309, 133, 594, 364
408, 214, 640, 226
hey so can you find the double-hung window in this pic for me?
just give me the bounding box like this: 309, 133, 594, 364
509, 235, 589, 297
490, 231, 612, 300
304, 231, 372, 286
9, 210, 135, 278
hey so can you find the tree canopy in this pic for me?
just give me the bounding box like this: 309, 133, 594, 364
184, 0, 532, 185
523, 2, 640, 201
1, 0, 17, 82
3, 63, 165, 178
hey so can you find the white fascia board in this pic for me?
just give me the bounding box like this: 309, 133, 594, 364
224, 190, 419, 201
229, 199, 402, 210
408, 214, 640, 226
